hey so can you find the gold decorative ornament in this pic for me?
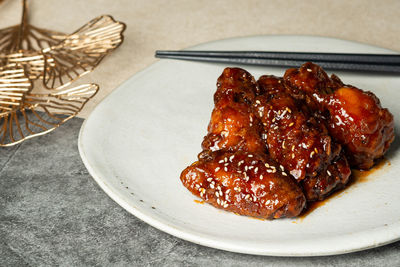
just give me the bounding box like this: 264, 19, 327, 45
0, 0, 126, 146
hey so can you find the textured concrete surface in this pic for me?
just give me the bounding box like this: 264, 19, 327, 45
0, 117, 400, 266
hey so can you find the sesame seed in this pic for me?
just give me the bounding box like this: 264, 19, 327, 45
217, 199, 220, 205
282, 141, 286, 149
226, 189, 231, 194
224, 163, 229, 166
229, 155, 235, 161
310, 151, 315, 158
289, 122, 294, 127
259, 111, 263, 117
244, 166, 248, 171
260, 174, 263, 180
245, 194, 250, 200
255, 100, 261, 105
224, 203, 228, 208
280, 165, 284, 171
210, 184, 215, 189
282, 172, 288, 176
217, 186, 221, 191
215, 191, 219, 197
248, 154, 253, 158
272, 118, 276, 123
265, 199, 271, 205
255, 167, 258, 173
265, 163, 270, 168
249, 116, 253, 122
238, 160, 244, 166
327, 170, 332, 176
215, 167, 220, 172
224, 157, 228, 162
314, 148, 318, 153
195, 184, 200, 189
253, 196, 257, 202
292, 153, 295, 159
286, 107, 292, 113
218, 159, 224, 163
267, 169, 272, 173
248, 166, 254, 170
307, 68, 312, 72
291, 145, 295, 151
207, 178, 213, 182
224, 167, 228, 171
274, 126, 278, 130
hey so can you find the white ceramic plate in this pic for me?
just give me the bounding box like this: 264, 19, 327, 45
78, 36, 400, 256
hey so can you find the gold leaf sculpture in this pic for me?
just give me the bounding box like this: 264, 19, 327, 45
42, 15, 125, 89
0, 64, 98, 146
0, 0, 125, 146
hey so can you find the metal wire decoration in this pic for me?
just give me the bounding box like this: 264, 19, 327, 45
0, 0, 126, 146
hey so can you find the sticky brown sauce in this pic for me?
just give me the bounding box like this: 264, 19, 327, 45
298, 158, 390, 220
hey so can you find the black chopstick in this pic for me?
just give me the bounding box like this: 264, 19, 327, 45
155, 50, 400, 73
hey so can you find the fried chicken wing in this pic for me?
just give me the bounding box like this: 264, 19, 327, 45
180, 151, 306, 219
284, 62, 395, 169
254, 75, 336, 180
324, 86, 395, 169
200, 68, 265, 156
255, 75, 351, 200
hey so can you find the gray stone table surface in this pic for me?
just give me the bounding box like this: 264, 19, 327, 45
1, 117, 399, 266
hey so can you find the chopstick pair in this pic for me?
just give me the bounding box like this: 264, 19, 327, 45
155, 50, 400, 73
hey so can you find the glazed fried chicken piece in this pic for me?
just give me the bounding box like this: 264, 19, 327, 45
200, 68, 265, 157
284, 62, 395, 169
255, 75, 351, 201
324, 86, 395, 169
180, 151, 306, 219
254, 75, 336, 181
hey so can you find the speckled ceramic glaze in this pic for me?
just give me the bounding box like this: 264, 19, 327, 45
79, 36, 400, 256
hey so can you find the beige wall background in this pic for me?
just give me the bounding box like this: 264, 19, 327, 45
1, 0, 399, 118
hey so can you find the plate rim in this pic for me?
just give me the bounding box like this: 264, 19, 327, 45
78, 34, 400, 256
